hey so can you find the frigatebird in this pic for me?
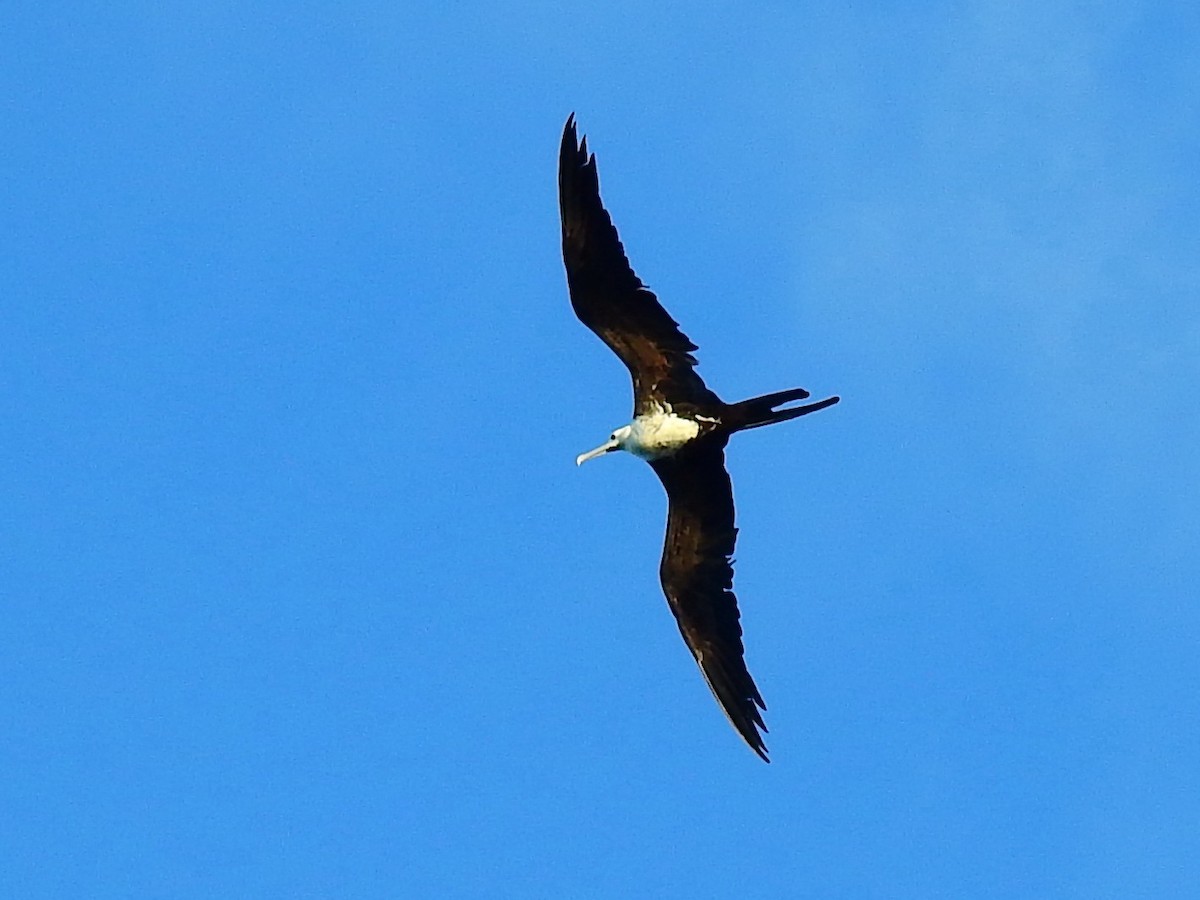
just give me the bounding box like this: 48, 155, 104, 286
559, 115, 840, 762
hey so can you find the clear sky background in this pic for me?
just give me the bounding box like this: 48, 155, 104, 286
4, 3, 1199, 897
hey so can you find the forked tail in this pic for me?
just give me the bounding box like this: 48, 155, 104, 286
726, 387, 840, 432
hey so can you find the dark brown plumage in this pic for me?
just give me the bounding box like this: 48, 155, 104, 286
650, 442, 768, 760
559, 114, 839, 761
558, 115, 720, 417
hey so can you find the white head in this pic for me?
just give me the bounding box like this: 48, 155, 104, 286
575, 424, 633, 466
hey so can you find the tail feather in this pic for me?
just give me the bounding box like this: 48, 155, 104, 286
727, 388, 840, 432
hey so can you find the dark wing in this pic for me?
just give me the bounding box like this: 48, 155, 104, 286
650, 442, 769, 761
558, 114, 721, 415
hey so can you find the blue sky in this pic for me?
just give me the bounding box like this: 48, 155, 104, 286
4, 2, 1199, 897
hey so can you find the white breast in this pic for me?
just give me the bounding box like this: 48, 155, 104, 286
625, 409, 701, 460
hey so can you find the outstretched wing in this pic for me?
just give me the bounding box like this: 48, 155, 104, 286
558, 114, 720, 415
650, 442, 769, 761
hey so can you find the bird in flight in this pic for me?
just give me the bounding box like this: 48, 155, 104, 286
558, 114, 840, 761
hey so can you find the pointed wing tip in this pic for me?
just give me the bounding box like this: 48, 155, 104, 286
694, 648, 772, 764
706, 686, 771, 763
743, 718, 771, 763
562, 112, 582, 148
735, 714, 770, 762
721, 685, 772, 762
560, 113, 592, 173
743, 710, 771, 762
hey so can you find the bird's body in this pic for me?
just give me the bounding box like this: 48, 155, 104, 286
577, 404, 710, 464
559, 115, 839, 762
627, 408, 706, 457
